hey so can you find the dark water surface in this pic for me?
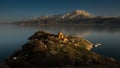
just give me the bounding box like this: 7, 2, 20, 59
0, 24, 120, 61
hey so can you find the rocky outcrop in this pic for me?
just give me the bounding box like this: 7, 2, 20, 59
4, 31, 120, 68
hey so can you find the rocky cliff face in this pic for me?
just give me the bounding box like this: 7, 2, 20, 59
4, 31, 120, 68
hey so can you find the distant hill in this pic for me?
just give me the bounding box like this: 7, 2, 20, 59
15, 10, 120, 26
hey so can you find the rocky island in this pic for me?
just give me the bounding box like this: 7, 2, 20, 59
1, 31, 120, 68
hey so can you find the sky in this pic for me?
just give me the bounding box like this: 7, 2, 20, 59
0, 0, 120, 23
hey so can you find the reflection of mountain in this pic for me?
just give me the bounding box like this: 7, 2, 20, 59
15, 10, 120, 26
73, 31, 91, 37
22, 24, 120, 37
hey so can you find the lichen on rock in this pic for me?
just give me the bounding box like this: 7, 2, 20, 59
4, 31, 120, 68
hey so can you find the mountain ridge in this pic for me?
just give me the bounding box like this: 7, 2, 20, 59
15, 10, 120, 26
34, 10, 91, 20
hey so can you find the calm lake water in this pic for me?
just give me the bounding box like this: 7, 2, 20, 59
0, 24, 120, 61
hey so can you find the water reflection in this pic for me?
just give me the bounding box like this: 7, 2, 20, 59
0, 24, 120, 61
19, 24, 120, 61
21, 24, 120, 37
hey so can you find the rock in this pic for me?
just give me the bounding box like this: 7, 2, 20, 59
93, 43, 102, 48
12, 57, 17, 60
49, 50, 57, 55
58, 32, 64, 39
63, 38, 68, 43
86, 45, 93, 50
4, 31, 120, 68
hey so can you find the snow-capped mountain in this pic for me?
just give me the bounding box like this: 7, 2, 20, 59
16, 10, 120, 26
58, 10, 92, 19
34, 10, 92, 20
